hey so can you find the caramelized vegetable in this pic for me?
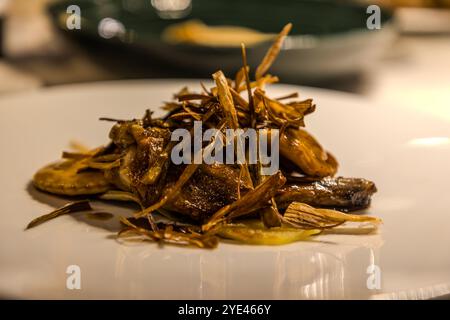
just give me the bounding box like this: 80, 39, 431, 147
283, 202, 381, 230
279, 128, 338, 177
217, 220, 320, 245
276, 177, 377, 211
33, 159, 110, 196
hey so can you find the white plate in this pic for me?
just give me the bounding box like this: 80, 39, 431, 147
0, 80, 449, 299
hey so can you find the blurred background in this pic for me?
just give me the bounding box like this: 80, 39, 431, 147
0, 0, 449, 118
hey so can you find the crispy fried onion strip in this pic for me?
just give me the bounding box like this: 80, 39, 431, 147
283, 202, 382, 230
119, 217, 218, 248
255, 23, 292, 80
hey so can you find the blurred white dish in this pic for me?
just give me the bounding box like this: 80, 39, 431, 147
0, 80, 449, 299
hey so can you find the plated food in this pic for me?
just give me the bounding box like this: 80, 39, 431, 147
29, 24, 380, 248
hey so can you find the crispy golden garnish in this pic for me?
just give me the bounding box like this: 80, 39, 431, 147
255, 23, 292, 80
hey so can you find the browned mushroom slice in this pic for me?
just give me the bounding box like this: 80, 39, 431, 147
33, 160, 110, 196
276, 176, 377, 211
280, 128, 338, 177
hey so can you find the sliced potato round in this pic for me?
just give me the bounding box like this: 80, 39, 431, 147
217, 220, 320, 245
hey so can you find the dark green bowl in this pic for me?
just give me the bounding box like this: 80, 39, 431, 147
49, 0, 396, 81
